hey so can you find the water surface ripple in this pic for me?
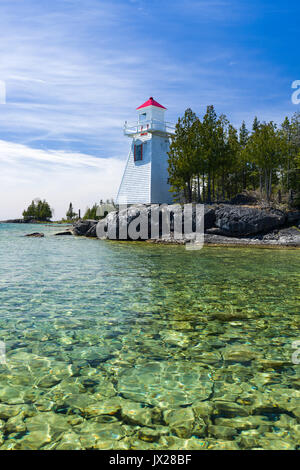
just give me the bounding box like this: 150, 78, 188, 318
0, 223, 299, 450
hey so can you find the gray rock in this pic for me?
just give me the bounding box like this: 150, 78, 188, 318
54, 231, 72, 236
73, 204, 300, 246
213, 401, 249, 418
215, 205, 286, 236
121, 401, 152, 426
25, 232, 44, 238
204, 206, 216, 229
163, 408, 195, 438
85, 224, 98, 237
208, 424, 237, 439
286, 210, 300, 225
72, 219, 97, 236
80, 205, 213, 241
276, 227, 300, 246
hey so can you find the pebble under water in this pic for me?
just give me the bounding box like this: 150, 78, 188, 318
0, 223, 299, 450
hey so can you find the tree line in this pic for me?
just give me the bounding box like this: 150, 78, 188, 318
167, 106, 300, 206
22, 199, 116, 222
23, 199, 52, 221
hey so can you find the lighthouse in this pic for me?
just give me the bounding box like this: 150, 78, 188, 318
116, 97, 174, 205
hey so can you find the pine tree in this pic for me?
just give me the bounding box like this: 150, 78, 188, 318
23, 199, 52, 221
168, 108, 198, 202
66, 203, 76, 220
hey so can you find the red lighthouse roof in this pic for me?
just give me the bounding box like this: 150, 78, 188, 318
136, 97, 167, 110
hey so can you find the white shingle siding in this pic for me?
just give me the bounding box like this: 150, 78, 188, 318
116, 102, 173, 205
116, 139, 151, 204
150, 136, 172, 204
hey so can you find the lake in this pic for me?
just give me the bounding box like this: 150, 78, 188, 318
0, 223, 299, 450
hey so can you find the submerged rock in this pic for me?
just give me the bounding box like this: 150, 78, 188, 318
223, 345, 259, 363
258, 437, 296, 450
208, 424, 237, 439
121, 400, 152, 426
117, 362, 213, 407
214, 416, 269, 431
192, 401, 214, 424
4, 413, 27, 433
55, 432, 83, 450
0, 403, 26, 420
163, 408, 195, 438
213, 401, 249, 418
138, 426, 169, 442
16, 431, 51, 450
207, 440, 240, 450
25, 232, 44, 238
78, 421, 125, 441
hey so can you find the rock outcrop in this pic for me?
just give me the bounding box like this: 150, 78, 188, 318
72, 204, 300, 247
214, 205, 286, 236
72, 220, 97, 237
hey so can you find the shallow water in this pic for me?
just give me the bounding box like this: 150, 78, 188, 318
0, 223, 299, 450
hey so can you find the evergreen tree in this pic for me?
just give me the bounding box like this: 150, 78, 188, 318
246, 122, 282, 201
66, 202, 77, 220
168, 108, 198, 202
83, 203, 99, 220
23, 199, 52, 221
167, 106, 299, 207
23, 200, 37, 220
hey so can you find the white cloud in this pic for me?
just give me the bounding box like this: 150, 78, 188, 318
0, 0, 284, 156
0, 140, 125, 220
0, 0, 296, 220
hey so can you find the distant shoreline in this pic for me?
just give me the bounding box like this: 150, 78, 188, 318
0, 219, 73, 226
2, 203, 300, 248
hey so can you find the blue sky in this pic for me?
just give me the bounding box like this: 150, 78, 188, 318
0, 0, 299, 219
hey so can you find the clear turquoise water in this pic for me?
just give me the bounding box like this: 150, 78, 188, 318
0, 223, 299, 450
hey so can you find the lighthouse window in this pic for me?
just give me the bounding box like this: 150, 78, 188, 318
134, 143, 143, 161
139, 113, 147, 122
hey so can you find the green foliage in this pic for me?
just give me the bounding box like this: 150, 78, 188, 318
23, 199, 52, 221
83, 200, 115, 220
246, 121, 283, 201
83, 203, 99, 220
168, 107, 300, 205
168, 108, 198, 202
66, 202, 77, 220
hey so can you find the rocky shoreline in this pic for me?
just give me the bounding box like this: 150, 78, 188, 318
72, 204, 300, 248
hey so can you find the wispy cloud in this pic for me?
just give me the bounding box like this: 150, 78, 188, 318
0, 0, 294, 154
0, 0, 298, 218
0, 139, 124, 220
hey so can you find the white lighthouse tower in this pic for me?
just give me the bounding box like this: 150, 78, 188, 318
116, 97, 174, 205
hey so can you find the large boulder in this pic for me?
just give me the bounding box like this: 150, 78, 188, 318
215, 205, 286, 236
72, 219, 97, 236
204, 206, 216, 230
85, 223, 98, 237
96, 207, 153, 240
286, 210, 300, 226
96, 205, 208, 241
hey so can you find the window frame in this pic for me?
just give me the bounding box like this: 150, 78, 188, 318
134, 143, 143, 162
